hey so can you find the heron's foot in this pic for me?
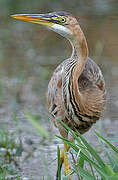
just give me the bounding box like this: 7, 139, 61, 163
56, 138, 74, 180
64, 157, 72, 179
65, 166, 72, 178
64, 142, 72, 179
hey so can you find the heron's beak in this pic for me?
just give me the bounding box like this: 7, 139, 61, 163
11, 14, 55, 27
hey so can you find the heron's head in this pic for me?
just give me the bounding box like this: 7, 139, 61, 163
11, 11, 78, 39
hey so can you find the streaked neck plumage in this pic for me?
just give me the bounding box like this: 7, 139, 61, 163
62, 23, 88, 117
70, 23, 88, 105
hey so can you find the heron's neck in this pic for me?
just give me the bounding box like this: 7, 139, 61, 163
70, 24, 88, 102
62, 24, 88, 117
70, 24, 88, 68
68, 24, 88, 77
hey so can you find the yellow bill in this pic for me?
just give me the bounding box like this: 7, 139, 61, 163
11, 14, 55, 27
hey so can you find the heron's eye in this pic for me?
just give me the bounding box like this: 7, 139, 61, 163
52, 16, 66, 23
60, 17, 66, 23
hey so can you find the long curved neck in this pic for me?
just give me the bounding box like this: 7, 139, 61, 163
62, 23, 89, 118
70, 24, 88, 107
70, 23, 88, 73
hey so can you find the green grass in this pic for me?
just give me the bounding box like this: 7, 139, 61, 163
0, 126, 22, 180
57, 120, 118, 180
24, 110, 49, 139
57, 146, 61, 180
1, 114, 117, 180
25, 114, 118, 179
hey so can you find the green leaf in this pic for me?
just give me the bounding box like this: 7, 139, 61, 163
78, 156, 84, 169
105, 148, 118, 172
95, 131, 118, 154
40, 152, 51, 180
108, 138, 118, 142
56, 135, 79, 152
78, 157, 84, 180
79, 151, 108, 178
77, 166, 96, 180
104, 163, 116, 176
76, 131, 105, 169
57, 146, 61, 180
58, 120, 91, 156
24, 110, 48, 139
108, 175, 118, 180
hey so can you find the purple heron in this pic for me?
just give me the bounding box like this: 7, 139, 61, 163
12, 12, 106, 179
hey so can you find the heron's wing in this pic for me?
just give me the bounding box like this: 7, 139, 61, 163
78, 57, 106, 120
79, 57, 105, 92
46, 62, 64, 119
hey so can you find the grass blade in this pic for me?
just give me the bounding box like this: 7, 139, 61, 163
57, 135, 108, 178
79, 151, 108, 178
78, 156, 84, 180
76, 166, 96, 180
58, 120, 92, 156
104, 163, 116, 176
24, 110, 48, 139
57, 146, 61, 180
76, 131, 105, 169
56, 135, 79, 152
95, 131, 118, 154
78, 156, 84, 169
105, 149, 116, 170
40, 152, 51, 180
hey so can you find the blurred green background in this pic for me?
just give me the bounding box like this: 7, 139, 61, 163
0, 0, 118, 179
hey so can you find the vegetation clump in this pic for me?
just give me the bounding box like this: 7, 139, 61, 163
57, 120, 118, 180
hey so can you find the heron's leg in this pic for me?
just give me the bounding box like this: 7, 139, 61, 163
56, 138, 73, 180
64, 141, 72, 177
61, 137, 74, 167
